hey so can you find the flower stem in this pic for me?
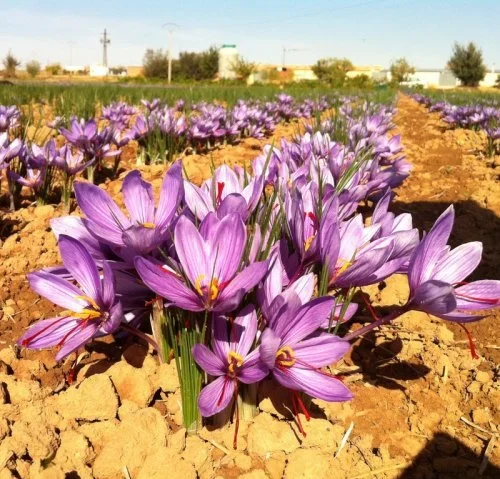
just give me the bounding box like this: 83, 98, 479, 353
343, 308, 405, 342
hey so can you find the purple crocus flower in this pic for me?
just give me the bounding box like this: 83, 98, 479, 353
74, 161, 183, 257
184, 164, 263, 221
260, 294, 352, 402
192, 305, 268, 416
406, 206, 500, 322
18, 235, 123, 360
0, 133, 22, 168
60, 118, 98, 151
135, 213, 268, 312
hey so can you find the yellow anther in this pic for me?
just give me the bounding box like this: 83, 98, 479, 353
194, 275, 220, 302
227, 351, 244, 374
75, 295, 100, 311
195, 274, 206, 296
337, 259, 353, 275
304, 235, 315, 252
72, 309, 102, 320
141, 222, 156, 229
276, 346, 296, 367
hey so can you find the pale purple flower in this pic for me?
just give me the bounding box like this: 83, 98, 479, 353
135, 213, 268, 312
18, 235, 123, 360
260, 295, 353, 402
406, 206, 500, 322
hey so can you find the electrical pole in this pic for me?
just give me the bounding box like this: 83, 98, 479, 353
162, 23, 179, 84
100, 29, 110, 67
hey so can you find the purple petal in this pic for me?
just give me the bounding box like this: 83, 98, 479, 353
214, 261, 268, 312
122, 170, 155, 225
210, 213, 246, 282
28, 271, 85, 312
156, 161, 183, 230
101, 261, 116, 307
58, 235, 102, 305
272, 367, 353, 402
411, 280, 457, 315
408, 206, 454, 292
259, 328, 281, 369
18, 316, 81, 350
231, 305, 258, 357
74, 181, 131, 246
56, 320, 100, 360
293, 335, 350, 368
454, 280, 500, 311
192, 344, 226, 376
433, 242, 482, 285
238, 348, 269, 384
135, 257, 204, 311
281, 297, 336, 345
174, 216, 208, 287
184, 181, 213, 220
198, 376, 235, 417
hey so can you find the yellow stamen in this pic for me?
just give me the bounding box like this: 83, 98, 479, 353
304, 235, 315, 252
337, 259, 353, 275
75, 295, 100, 310
194, 274, 206, 296
194, 274, 220, 301
276, 346, 296, 367
73, 309, 102, 320
227, 351, 244, 374
141, 222, 156, 229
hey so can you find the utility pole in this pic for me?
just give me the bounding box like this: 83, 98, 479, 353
100, 28, 110, 67
162, 23, 179, 84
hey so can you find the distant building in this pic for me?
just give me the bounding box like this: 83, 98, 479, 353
219, 45, 239, 80
89, 65, 109, 77
126, 66, 143, 77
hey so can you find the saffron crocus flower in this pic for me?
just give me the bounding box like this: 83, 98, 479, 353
405, 206, 500, 322
74, 161, 183, 257
260, 294, 353, 402
60, 118, 98, 151
184, 164, 263, 221
18, 235, 123, 360
192, 306, 268, 416
135, 213, 268, 312
319, 207, 397, 288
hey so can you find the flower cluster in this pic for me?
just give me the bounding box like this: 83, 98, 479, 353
412, 93, 500, 157
17, 97, 500, 438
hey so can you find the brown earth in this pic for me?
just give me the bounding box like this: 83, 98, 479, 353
0, 96, 498, 478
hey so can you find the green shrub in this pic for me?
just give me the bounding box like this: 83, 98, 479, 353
448, 42, 487, 87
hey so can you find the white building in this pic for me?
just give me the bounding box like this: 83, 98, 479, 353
89, 65, 109, 77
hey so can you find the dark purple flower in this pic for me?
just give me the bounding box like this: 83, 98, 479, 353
192, 306, 268, 416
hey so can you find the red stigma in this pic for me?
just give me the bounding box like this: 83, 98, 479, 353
216, 182, 225, 205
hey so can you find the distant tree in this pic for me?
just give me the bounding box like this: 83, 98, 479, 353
231, 56, 255, 81
26, 60, 41, 78
45, 63, 62, 75
312, 57, 353, 87
174, 46, 219, 81
448, 42, 487, 87
2, 52, 21, 78
389, 58, 415, 83
495, 74, 500, 89
345, 73, 374, 89
143, 49, 170, 79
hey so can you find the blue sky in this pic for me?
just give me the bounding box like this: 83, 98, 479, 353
2, 0, 499, 69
